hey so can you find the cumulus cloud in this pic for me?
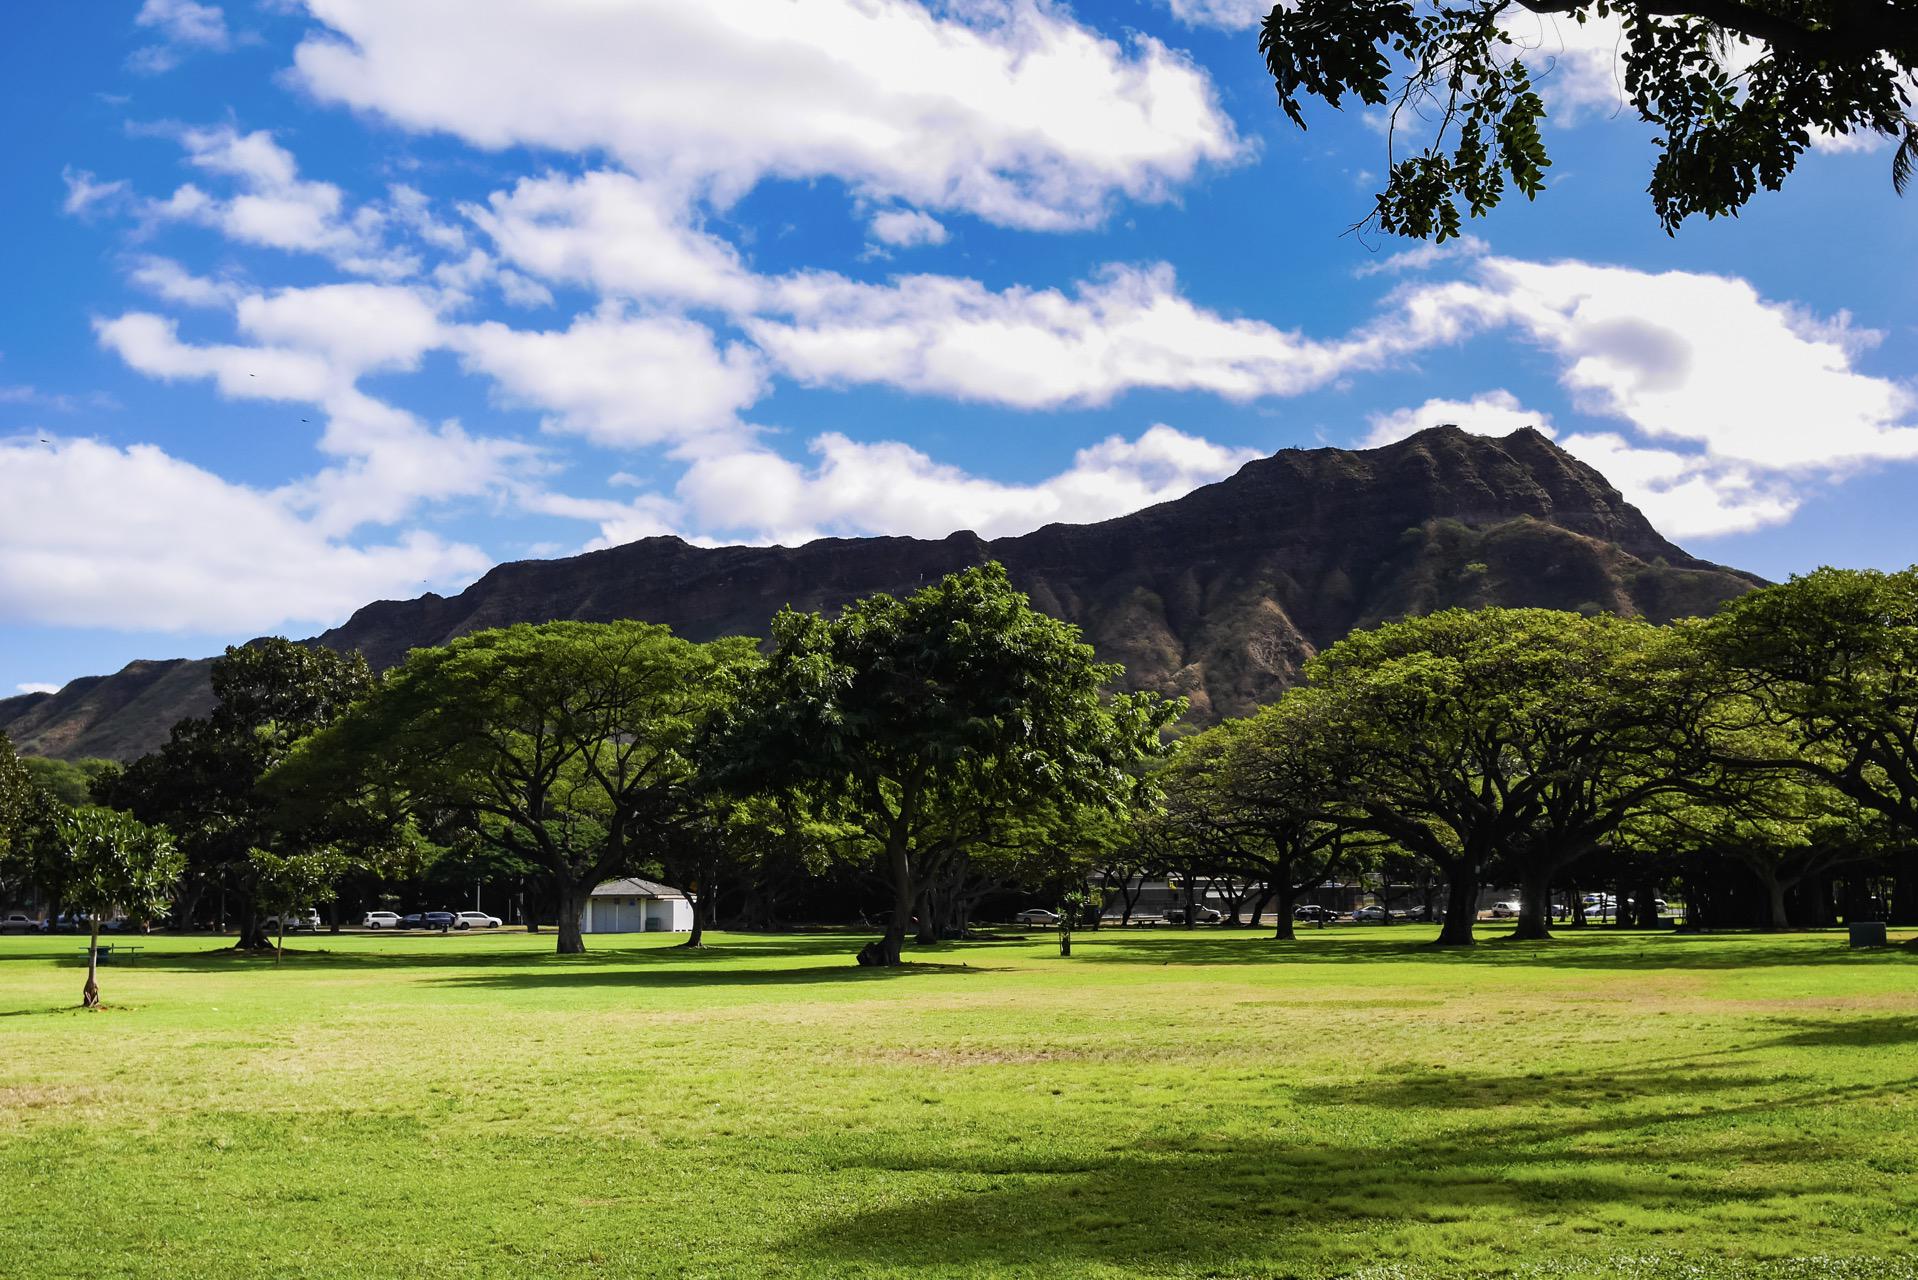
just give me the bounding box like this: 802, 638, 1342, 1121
126, 255, 246, 308
290, 0, 1240, 230
1363, 390, 1550, 447
466, 171, 759, 312
1455, 258, 1918, 471
749, 262, 1455, 409
95, 297, 538, 536
0, 436, 489, 632
146, 126, 417, 278
672, 423, 1260, 545
451, 307, 767, 450
868, 209, 949, 249
1360, 258, 1918, 537
1556, 430, 1801, 538
131, 0, 232, 73
1158, 0, 1274, 30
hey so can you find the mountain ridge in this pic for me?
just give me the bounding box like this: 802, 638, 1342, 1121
0, 426, 1763, 761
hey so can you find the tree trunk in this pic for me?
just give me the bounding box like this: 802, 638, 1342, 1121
868, 838, 913, 966
82, 919, 101, 1008
1435, 873, 1478, 946
683, 893, 706, 948
276, 919, 287, 966
556, 883, 589, 955
1511, 866, 1555, 942
1271, 887, 1297, 941
1762, 870, 1790, 931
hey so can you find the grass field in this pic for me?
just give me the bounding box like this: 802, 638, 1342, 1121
3, 925, 1916, 1279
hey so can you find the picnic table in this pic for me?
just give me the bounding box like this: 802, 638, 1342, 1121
80, 944, 143, 965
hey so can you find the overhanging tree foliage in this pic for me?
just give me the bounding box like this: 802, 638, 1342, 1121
715, 563, 1182, 966
1260, 0, 1918, 237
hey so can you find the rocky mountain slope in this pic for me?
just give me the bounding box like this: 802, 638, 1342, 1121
0, 426, 1763, 761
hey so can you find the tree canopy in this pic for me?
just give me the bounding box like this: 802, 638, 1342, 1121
1259, 0, 1918, 237
715, 563, 1181, 965
276, 621, 761, 954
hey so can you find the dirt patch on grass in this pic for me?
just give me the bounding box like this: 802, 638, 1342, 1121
0, 1083, 101, 1111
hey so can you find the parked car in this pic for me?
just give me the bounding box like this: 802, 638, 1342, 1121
1487, 901, 1522, 918
422, 911, 456, 930
454, 910, 502, 929
262, 909, 321, 933
1164, 905, 1225, 924
1293, 904, 1338, 922
362, 910, 401, 929
0, 911, 39, 932
1351, 905, 1389, 923
39, 913, 87, 933
1013, 908, 1060, 926
400, 912, 424, 929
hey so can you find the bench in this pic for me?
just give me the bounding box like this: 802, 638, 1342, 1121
80, 945, 143, 965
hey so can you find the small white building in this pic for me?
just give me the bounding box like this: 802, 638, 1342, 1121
580, 878, 693, 934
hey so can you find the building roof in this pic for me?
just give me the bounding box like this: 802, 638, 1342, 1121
589, 878, 686, 900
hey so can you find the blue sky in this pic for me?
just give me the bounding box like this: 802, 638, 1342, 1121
3, 0, 1916, 698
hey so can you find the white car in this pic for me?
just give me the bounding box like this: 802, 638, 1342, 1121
263, 909, 322, 933
0, 912, 39, 932
362, 910, 401, 929
1487, 901, 1522, 918
1013, 908, 1061, 926
454, 910, 503, 929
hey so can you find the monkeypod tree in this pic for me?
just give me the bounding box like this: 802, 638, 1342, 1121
1703, 567, 1918, 920
1200, 702, 1381, 940
98, 638, 372, 947
717, 563, 1181, 967
55, 807, 182, 1007
1259, 0, 1918, 237
277, 622, 759, 955
1302, 608, 1709, 944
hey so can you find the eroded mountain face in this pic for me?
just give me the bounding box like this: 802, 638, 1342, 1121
0, 426, 1760, 761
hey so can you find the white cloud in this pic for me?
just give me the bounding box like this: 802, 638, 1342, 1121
147, 127, 417, 279
15, 683, 61, 696
1458, 258, 1918, 471
131, 0, 232, 73
95, 302, 537, 536
96, 311, 337, 402
1353, 234, 1489, 278
1556, 431, 1800, 538
291, 0, 1241, 231
1158, 0, 1273, 31
1364, 258, 1918, 537
126, 255, 245, 308
0, 436, 489, 632
750, 262, 1447, 409
451, 307, 767, 450
1363, 391, 1549, 447
236, 283, 443, 375
466, 171, 759, 312
868, 209, 949, 249
62, 168, 131, 217
673, 423, 1260, 545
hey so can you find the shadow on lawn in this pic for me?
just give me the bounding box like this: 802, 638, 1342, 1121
780, 1064, 1918, 1275
1075, 928, 1918, 971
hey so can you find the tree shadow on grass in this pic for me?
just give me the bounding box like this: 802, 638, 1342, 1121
1075, 928, 1918, 972
779, 1065, 1918, 1277
423, 959, 1009, 991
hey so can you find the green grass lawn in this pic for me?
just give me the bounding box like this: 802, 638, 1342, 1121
3, 924, 1915, 1279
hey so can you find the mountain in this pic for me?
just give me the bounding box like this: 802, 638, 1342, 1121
0, 426, 1763, 761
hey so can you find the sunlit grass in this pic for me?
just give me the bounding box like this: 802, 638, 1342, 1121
3, 924, 1915, 1278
